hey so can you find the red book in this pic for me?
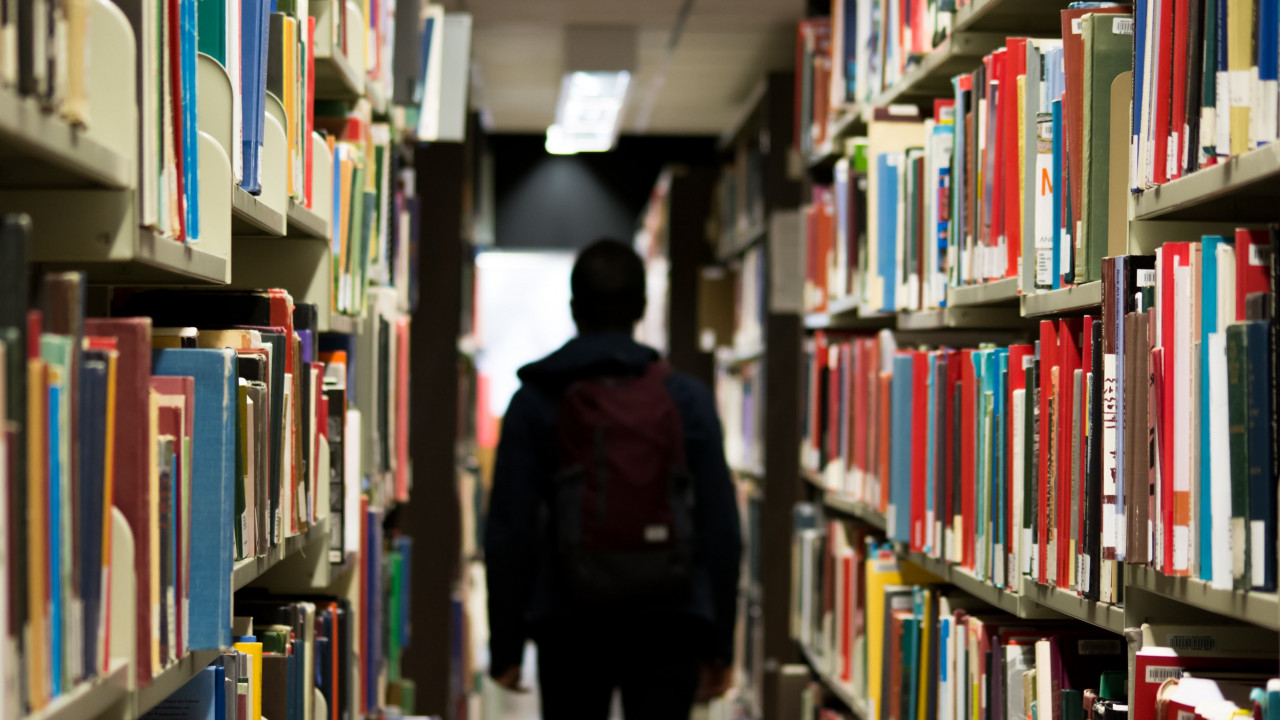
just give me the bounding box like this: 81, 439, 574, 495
944, 349, 961, 553
960, 350, 977, 569
1038, 320, 1060, 584
1062, 5, 1133, 206
1151, 0, 1176, 185
1169, 0, 1191, 179
990, 49, 1007, 275
812, 331, 828, 459
1235, 228, 1273, 319
879, 371, 893, 514
853, 339, 869, 490
911, 351, 928, 552
838, 552, 853, 682
169, 0, 186, 242
827, 337, 842, 469
1056, 317, 1083, 588
1004, 38, 1029, 279
83, 317, 154, 686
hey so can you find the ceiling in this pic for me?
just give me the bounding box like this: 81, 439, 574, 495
444, 0, 805, 135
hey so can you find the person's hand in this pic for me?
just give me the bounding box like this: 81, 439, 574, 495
492, 665, 528, 693
695, 663, 733, 703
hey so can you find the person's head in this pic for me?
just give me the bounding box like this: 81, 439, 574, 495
570, 239, 647, 335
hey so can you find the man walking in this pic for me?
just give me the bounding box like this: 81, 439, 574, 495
485, 239, 742, 719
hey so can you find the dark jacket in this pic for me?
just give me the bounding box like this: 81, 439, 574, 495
484, 332, 742, 674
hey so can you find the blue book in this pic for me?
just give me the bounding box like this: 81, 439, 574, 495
49, 381, 64, 696
182, 0, 199, 239
952, 78, 967, 284
1132, 0, 1147, 190
415, 15, 437, 104
1199, 237, 1226, 580
213, 663, 226, 720
142, 665, 219, 720
79, 356, 109, 679
1051, 98, 1065, 290
1244, 321, 1276, 590
240, 0, 271, 193
890, 353, 915, 542
878, 153, 901, 313
153, 348, 238, 650
973, 350, 987, 571
994, 348, 1009, 583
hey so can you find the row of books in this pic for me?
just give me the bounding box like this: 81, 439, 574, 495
793, 513, 1280, 720
1130, 0, 1280, 189
0, 213, 412, 716
802, 6, 1139, 315
0, 2, 91, 124
717, 127, 768, 255
797, 0, 957, 152
802, 231, 1278, 605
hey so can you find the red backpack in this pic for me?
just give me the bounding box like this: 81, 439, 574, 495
551, 361, 695, 603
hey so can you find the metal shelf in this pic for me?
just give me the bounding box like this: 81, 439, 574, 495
35, 228, 230, 286
946, 277, 1019, 307
0, 86, 134, 189
868, 33, 1007, 108
231, 517, 330, 591
26, 660, 129, 720
900, 550, 1059, 619
1019, 577, 1126, 634
823, 493, 887, 532
952, 0, 1074, 34
328, 312, 362, 335
314, 49, 363, 100
286, 200, 330, 239
799, 643, 869, 720
896, 305, 1027, 331
1020, 281, 1103, 317
133, 650, 223, 719
1125, 565, 1280, 631
232, 186, 287, 237
1132, 142, 1280, 222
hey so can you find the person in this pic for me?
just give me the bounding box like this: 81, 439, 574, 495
485, 238, 743, 719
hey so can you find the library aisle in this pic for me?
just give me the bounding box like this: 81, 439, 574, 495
10, 0, 1280, 720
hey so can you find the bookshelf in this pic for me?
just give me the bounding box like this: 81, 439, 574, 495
0, 86, 134, 190
770, 0, 1280, 716
0, 0, 466, 717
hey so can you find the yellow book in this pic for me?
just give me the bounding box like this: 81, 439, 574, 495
864, 550, 937, 720
284, 16, 298, 199
234, 641, 264, 720
26, 358, 48, 709
915, 588, 933, 720
1227, 0, 1253, 156
97, 346, 118, 673
148, 387, 160, 674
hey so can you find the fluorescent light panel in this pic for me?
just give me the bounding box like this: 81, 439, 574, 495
545, 70, 631, 155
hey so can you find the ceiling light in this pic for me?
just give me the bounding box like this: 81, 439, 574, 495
544, 70, 631, 155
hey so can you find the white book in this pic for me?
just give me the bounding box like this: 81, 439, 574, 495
1173, 262, 1193, 572
1035, 638, 1057, 720
1013, 387, 1026, 580
1208, 331, 1233, 590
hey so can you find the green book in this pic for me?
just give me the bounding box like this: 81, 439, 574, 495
1079, 13, 1134, 284
197, 0, 227, 65
1226, 324, 1250, 590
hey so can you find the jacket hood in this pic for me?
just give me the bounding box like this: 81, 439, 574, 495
517, 332, 659, 385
